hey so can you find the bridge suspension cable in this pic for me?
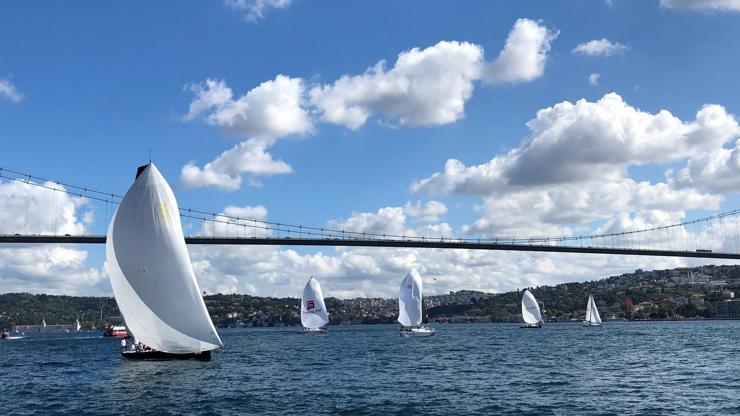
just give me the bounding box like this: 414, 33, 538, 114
0, 166, 737, 256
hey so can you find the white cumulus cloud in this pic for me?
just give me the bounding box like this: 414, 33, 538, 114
200, 205, 270, 237
670, 138, 740, 193
403, 201, 448, 223
0, 180, 87, 236
225, 0, 292, 22
481, 18, 559, 85
184, 19, 558, 191
412, 93, 738, 238
181, 138, 292, 191
462, 180, 720, 238
573, 38, 628, 56
184, 75, 312, 140
660, 0, 740, 11
0, 78, 24, 103
181, 75, 309, 190
413, 93, 739, 195
588, 73, 601, 86
310, 19, 557, 130
309, 41, 484, 129
0, 179, 106, 295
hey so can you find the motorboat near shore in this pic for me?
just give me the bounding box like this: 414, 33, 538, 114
103, 325, 128, 338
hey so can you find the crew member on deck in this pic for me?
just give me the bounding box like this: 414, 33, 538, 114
120, 338, 126, 351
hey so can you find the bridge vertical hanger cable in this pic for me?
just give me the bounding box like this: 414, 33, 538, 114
52, 184, 57, 236
733, 215, 739, 253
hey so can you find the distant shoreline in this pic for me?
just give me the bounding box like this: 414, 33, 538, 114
215, 318, 740, 329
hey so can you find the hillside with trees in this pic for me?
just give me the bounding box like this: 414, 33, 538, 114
2, 265, 739, 329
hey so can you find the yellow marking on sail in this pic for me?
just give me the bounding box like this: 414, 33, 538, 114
157, 202, 172, 227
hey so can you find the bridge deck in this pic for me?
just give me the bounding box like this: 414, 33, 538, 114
0, 235, 737, 259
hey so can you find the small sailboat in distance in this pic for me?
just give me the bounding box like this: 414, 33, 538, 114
583, 294, 603, 327
74, 317, 81, 332
398, 269, 436, 337
107, 164, 223, 360
520, 290, 543, 328
300, 277, 329, 334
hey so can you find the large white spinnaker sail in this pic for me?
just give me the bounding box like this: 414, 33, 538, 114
521, 290, 542, 325
398, 269, 423, 327
106, 164, 222, 354
585, 295, 602, 325
301, 277, 329, 329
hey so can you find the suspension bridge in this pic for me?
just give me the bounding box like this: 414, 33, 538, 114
1, 166, 740, 260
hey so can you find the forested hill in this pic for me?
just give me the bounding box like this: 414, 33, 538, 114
2, 264, 739, 329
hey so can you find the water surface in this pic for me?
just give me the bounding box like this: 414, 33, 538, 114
1, 321, 739, 415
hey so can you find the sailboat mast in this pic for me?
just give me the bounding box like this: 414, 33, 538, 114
421, 296, 428, 325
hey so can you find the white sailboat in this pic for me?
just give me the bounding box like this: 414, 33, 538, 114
299, 277, 329, 334
41, 317, 46, 329
106, 164, 223, 360
398, 269, 435, 337
583, 294, 602, 327
74, 317, 81, 332
521, 289, 543, 328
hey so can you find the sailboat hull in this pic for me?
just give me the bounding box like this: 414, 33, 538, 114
298, 327, 328, 335
121, 350, 212, 361
582, 321, 602, 327
520, 323, 542, 329
400, 326, 436, 337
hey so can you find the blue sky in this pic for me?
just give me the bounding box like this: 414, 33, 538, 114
1, 0, 740, 297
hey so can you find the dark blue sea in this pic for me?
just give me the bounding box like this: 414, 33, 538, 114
1, 321, 739, 415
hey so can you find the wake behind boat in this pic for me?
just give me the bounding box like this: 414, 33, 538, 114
520, 290, 543, 329
107, 164, 223, 360
583, 294, 603, 327
299, 277, 329, 334
398, 269, 436, 337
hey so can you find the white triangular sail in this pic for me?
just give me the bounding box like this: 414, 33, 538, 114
521, 290, 542, 325
398, 269, 423, 327
106, 164, 223, 354
585, 295, 602, 324
301, 277, 329, 329
74, 318, 81, 332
